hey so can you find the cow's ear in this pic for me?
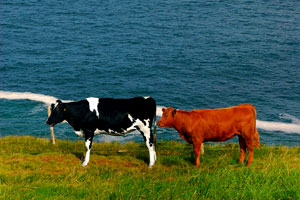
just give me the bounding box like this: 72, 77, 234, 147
56, 100, 62, 104
172, 109, 176, 117
50, 104, 55, 111
162, 108, 166, 112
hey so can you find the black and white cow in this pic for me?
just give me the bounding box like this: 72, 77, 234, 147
46, 97, 157, 167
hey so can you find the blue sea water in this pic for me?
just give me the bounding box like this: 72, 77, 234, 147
1, 0, 300, 145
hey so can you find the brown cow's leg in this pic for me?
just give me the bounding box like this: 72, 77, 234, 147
193, 142, 202, 166
245, 138, 254, 166
238, 136, 246, 164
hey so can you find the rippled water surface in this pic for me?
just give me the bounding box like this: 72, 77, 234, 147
1, 0, 300, 145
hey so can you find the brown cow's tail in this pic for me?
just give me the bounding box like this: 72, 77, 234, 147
250, 105, 260, 149
254, 129, 260, 149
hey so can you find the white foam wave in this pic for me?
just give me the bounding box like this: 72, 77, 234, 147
256, 120, 300, 134
0, 91, 57, 105
0, 91, 72, 105
279, 113, 300, 124
156, 106, 166, 117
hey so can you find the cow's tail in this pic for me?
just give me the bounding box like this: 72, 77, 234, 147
153, 113, 157, 149
148, 97, 157, 149
152, 99, 157, 149
254, 129, 260, 149
250, 105, 260, 149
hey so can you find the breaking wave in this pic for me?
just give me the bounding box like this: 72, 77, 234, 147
256, 120, 300, 134
0, 91, 72, 105
0, 91, 58, 106
156, 106, 165, 117
279, 113, 300, 124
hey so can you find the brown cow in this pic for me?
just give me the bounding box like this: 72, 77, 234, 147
157, 104, 260, 166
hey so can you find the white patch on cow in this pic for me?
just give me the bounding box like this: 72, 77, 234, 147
148, 145, 156, 168
121, 128, 136, 134
144, 96, 150, 99
128, 114, 134, 122
108, 129, 115, 134
131, 118, 156, 167
94, 129, 107, 135
74, 130, 85, 137
86, 97, 100, 118
82, 139, 91, 167
116, 114, 135, 133
109, 115, 134, 134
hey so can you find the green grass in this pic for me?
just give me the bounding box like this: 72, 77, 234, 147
0, 136, 299, 200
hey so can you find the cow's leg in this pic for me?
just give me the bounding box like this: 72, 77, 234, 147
245, 138, 254, 166
193, 142, 202, 167
238, 136, 246, 164
82, 131, 94, 167
137, 125, 156, 168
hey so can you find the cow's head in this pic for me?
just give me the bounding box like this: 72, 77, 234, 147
157, 107, 177, 128
46, 100, 66, 126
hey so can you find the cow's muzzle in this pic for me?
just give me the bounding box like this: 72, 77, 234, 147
157, 121, 164, 127
46, 120, 54, 126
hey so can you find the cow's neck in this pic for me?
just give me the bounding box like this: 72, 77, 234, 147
64, 103, 82, 130
172, 111, 194, 144
172, 111, 190, 132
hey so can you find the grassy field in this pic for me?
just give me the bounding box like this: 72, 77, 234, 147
0, 136, 299, 200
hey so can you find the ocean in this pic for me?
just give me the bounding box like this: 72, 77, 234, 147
1, 0, 300, 146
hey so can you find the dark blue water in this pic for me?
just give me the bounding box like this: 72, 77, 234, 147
1, 0, 300, 145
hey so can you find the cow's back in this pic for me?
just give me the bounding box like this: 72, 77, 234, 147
192, 104, 255, 122
98, 97, 156, 119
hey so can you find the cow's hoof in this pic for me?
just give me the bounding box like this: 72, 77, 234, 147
81, 160, 88, 167
148, 164, 154, 168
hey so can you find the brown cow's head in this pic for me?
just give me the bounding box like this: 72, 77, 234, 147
157, 107, 177, 128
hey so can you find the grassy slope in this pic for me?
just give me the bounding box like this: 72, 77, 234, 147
0, 136, 299, 200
